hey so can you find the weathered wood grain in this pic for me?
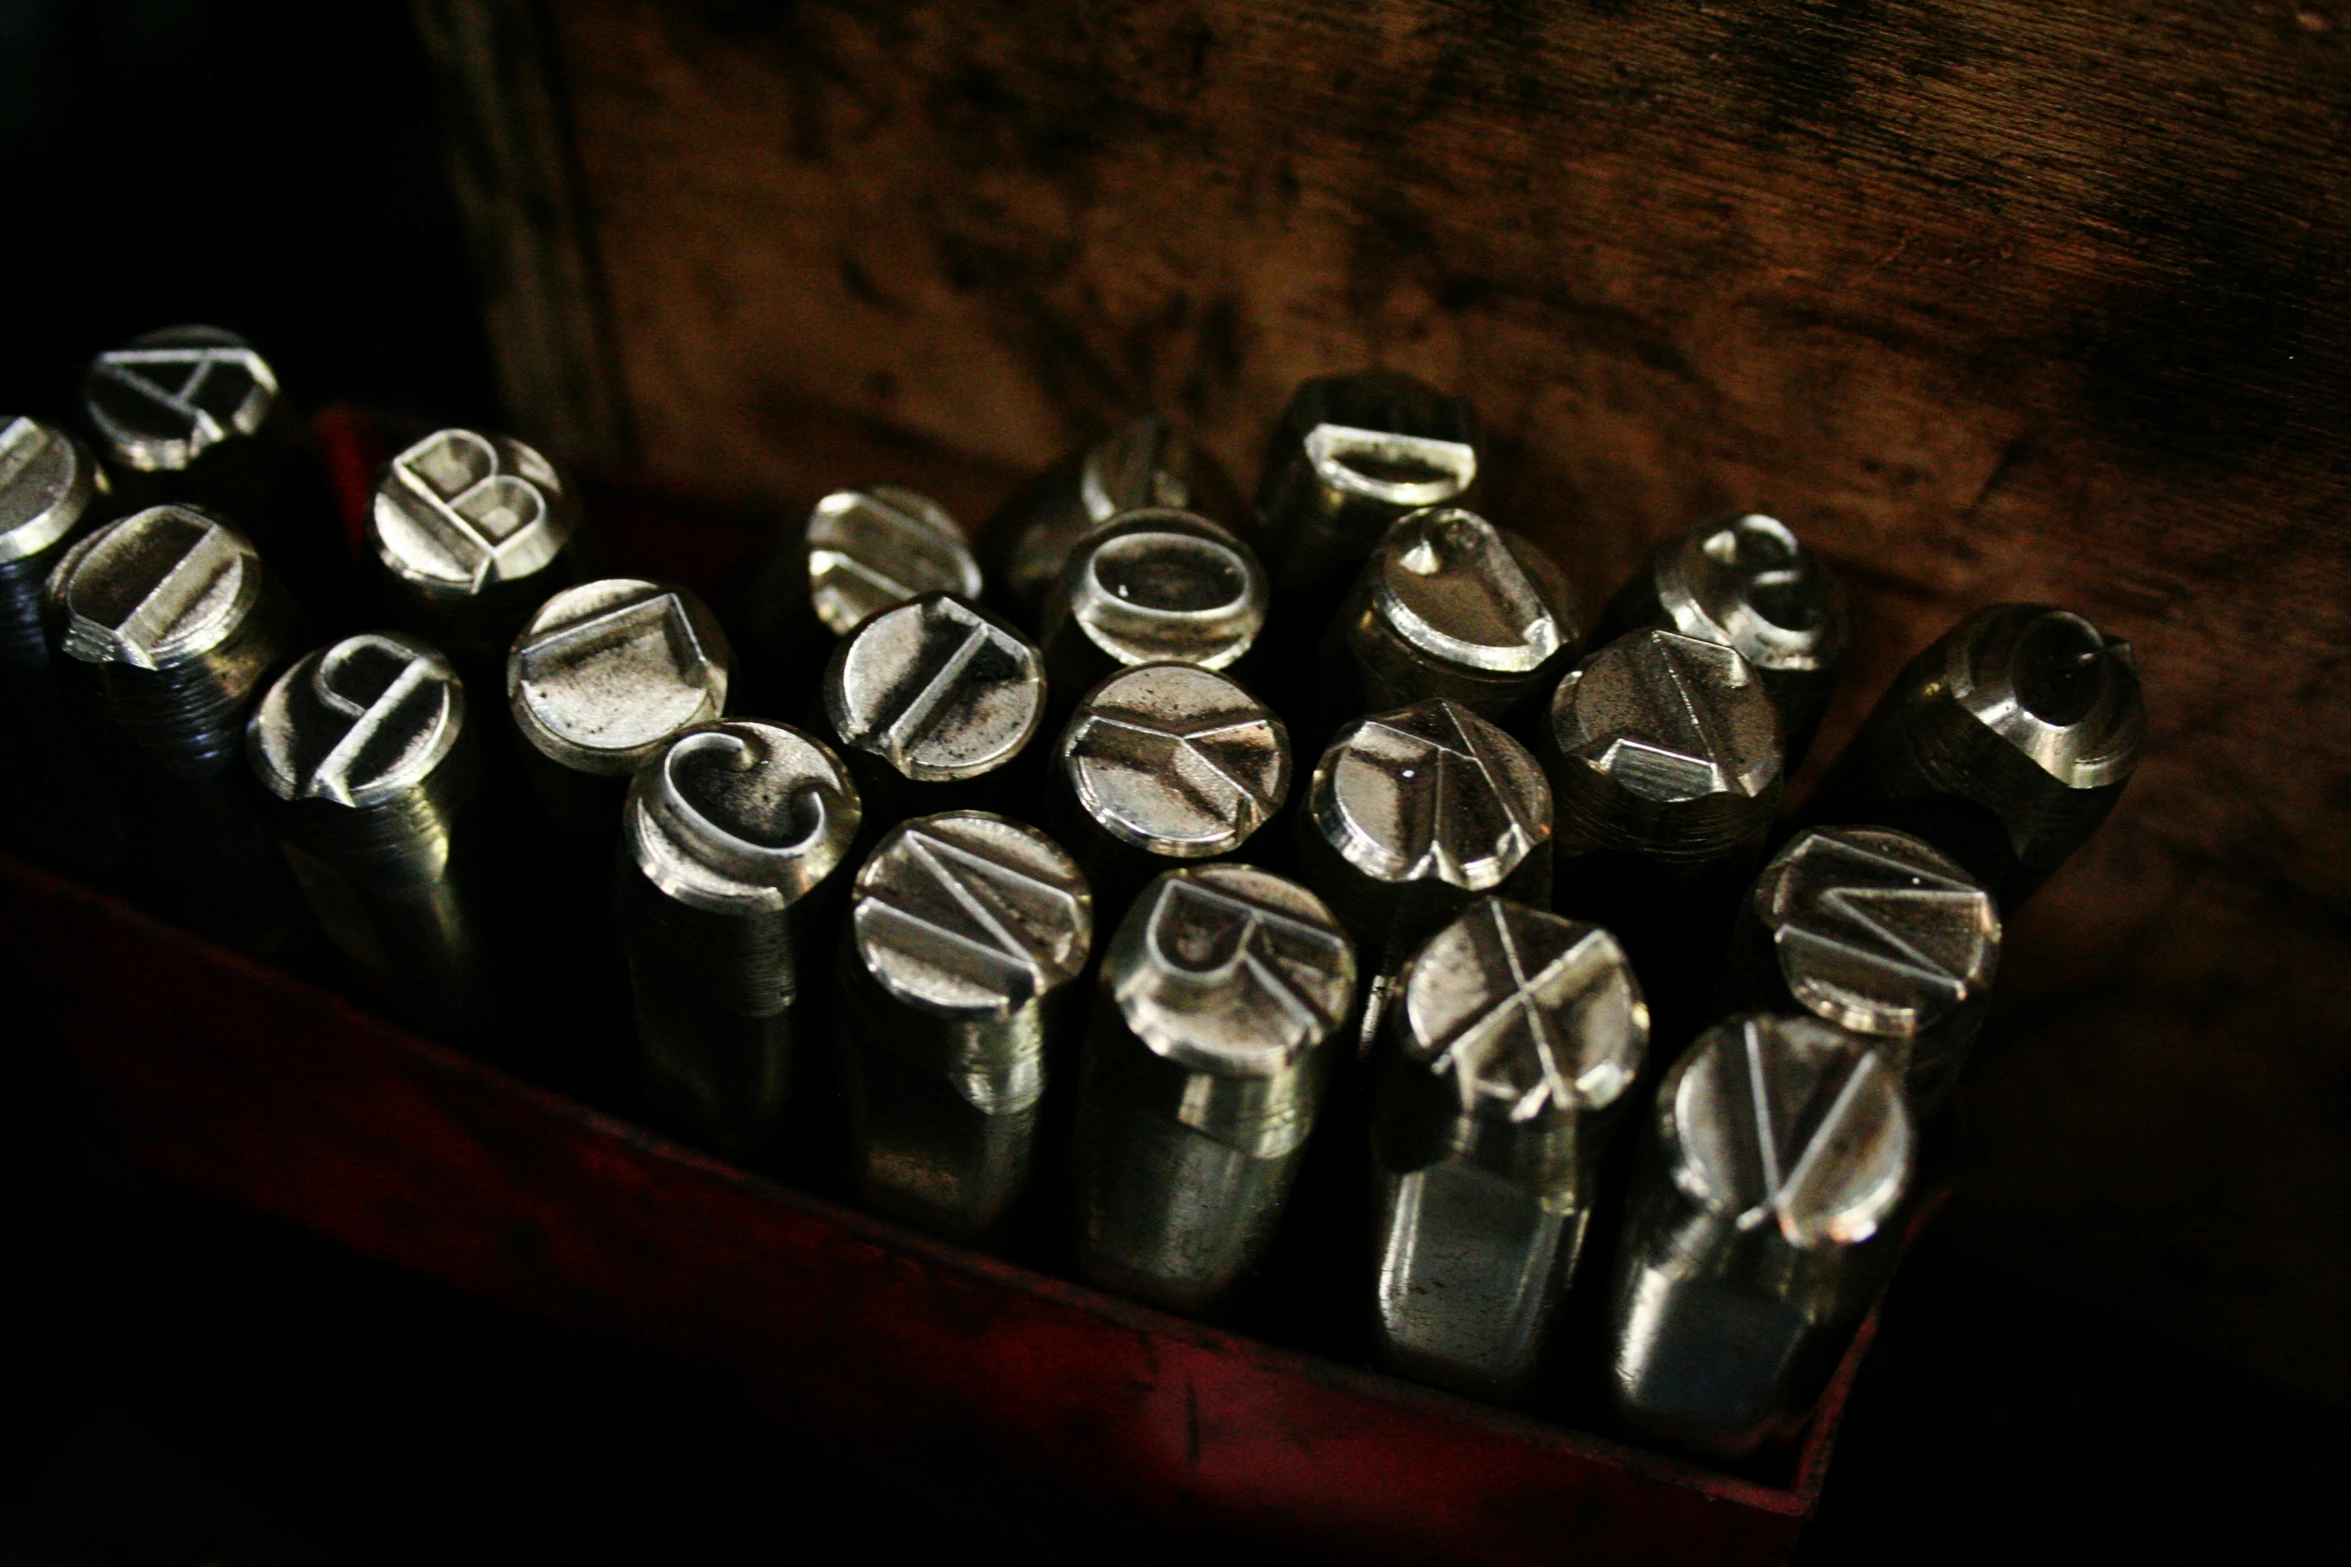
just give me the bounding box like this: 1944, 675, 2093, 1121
518, 1, 2351, 1402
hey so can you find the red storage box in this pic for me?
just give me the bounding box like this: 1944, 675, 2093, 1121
0, 409, 1883, 1565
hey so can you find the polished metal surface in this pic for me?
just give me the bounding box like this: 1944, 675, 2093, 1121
619, 720, 861, 1158
1536, 628, 1783, 1034
1295, 698, 1552, 991
1806, 603, 2146, 905
1605, 1013, 1912, 1464
1724, 826, 2000, 1114
836, 811, 1091, 1244
81, 326, 280, 476
507, 578, 732, 838
1069, 863, 1356, 1316
1312, 505, 1578, 738
997, 413, 1239, 625
1048, 662, 1289, 916
248, 632, 499, 1039
822, 593, 1044, 825
741, 485, 980, 697
0, 417, 125, 874
46, 505, 309, 956
1540, 629, 1783, 861
0, 417, 104, 566
1249, 370, 1480, 615
1040, 508, 1267, 704
368, 427, 583, 665
1598, 514, 1847, 766
1367, 899, 1648, 1404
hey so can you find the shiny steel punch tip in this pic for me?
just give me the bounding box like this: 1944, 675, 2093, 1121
507, 578, 731, 840
1367, 899, 1648, 1405
1039, 507, 1268, 716
249, 632, 500, 1040
1308, 505, 1579, 747
994, 412, 1241, 628
1721, 826, 2000, 1115
1250, 369, 1480, 620
836, 811, 1091, 1245
742, 485, 981, 698
821, 592, 1045, 828
1604, 1013, 1911, 1466
1595, 514, 1847, 768
1535, 629, 1782, 1030
368, 427, 584, 671
81, 325, 281, 485
619, 719, 861, 1159
1806, 603, 2146, 907
0, 416, 125, 874
45, 504, 309, 957
1069, 863, 1356, 1317
1046, 662, 1290, 921
1295, 698, 1552, 997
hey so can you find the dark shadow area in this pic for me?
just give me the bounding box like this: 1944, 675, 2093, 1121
0, 0, 498, 429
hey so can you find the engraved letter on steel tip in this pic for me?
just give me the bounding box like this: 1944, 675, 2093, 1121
81, 325, 280, 476
1806, 602, 2145, 907
619, 719, 861, 1161
45, 505, 311, 958
0, 415, 125, 875
1049, 662, 1290, 919
1604, 1013, 1912, 1466
1297, 697, 1553, 990
248, 631, 500, 1040
742, 485, 980, 699
1069, 863, 1356, 1318
1040, 507, 1268, 711
1723, 825, 2000, 1115
822, 592, 1045, 826
1368, 898, 1649, 1405
369, 427, 583, 665
1311, 504, 1579, 743
1597, 513, 1848, 768
507, 577, 732, 838
836, 810, 1091, 1246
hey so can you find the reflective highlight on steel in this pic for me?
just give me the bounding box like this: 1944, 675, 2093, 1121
822, 593, 1044, 822
806, 486, 982, 636
1049, 663, 1289, 917
369, 428, 582, 664
997, 413, 1239, 625
1313, 506, 1578, 734
1535, 629, 1782, 1036
1250, 370, 1480, 611
0, 417, 124, 874
248, 633, 499, 1038
1598, 514, 1847, 766
1069, 864, 1356, 1316
46, 506, 308, 956
619, 720, 861, 1158
1541, 630, 1782, 861
1806, 603, 2145, 905
1604, 1013, 1911, 1464
508, 578, 731, 837
1368, 900, 1648, 1404
1725, 826, 2000, 1113
836, 812, 1091, 1244
81, 325, 280, 476
1041, 508, 1268, 702
1296, 698, 1552, 986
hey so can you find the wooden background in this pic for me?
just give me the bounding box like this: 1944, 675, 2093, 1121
420, 0, 2351, 1404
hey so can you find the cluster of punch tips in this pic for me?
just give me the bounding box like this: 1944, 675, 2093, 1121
0, 341, 2148, 1470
